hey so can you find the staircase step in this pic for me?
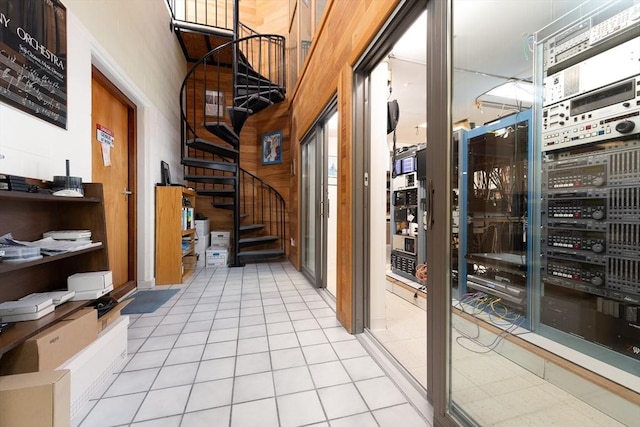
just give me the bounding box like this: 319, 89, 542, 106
202, 122, 240, 147
227, 106, 252, 135
237, 249, 286, 262
185, 175, 236, 185
240, 224, 265, 233
213, 202, 235, 210
237, 63, 266, 81
187, 138, 238, 160
236, 72, 274, 88
182, 157, 238, 173
239, 235, 279, 248
197, 188, 235, 198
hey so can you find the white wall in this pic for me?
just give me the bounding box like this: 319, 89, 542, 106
0, 0, 187, 286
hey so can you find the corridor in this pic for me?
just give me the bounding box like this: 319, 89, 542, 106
74, 262, 430, 427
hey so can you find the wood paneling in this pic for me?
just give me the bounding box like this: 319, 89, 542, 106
290, 0, 401, 331
255, 0, 289, 35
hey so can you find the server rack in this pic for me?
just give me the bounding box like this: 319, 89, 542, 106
458, 109, 534, 327
390, 146, 425, 287
533, 0, 640, 371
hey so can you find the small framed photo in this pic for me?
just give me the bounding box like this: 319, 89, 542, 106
205, 90, 224, 117
262, 130, 283, 165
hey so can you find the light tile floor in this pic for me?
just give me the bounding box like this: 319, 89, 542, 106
73, 262, 430, 427
371, 283, 628, 426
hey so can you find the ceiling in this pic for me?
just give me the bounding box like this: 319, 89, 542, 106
387, 1, 585, 147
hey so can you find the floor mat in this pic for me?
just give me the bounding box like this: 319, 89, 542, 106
120, 289, 179, 314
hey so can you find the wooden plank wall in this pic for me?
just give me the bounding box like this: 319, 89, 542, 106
289, 0, 401, 331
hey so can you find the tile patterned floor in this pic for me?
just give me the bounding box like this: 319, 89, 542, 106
73, 262, 430, 427
371, 282, 628, 427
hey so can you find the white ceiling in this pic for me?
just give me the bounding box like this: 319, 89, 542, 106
387, 1, 585, 147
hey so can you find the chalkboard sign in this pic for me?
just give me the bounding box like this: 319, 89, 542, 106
0, 0, 67, 129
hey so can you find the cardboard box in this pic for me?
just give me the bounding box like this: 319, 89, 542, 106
0, 370, 70, 427
97, 300, 131, 333
0, 308, 97, 375
210, 231, 230, 247
183, 254, 198, 267
67, 271, 113, 291
205, 246, 228, 267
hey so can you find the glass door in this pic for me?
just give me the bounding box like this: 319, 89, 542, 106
324, 112, 338, 296
441, 1, 639, 426
301, 131, 318, 283
300, 105, 338, 292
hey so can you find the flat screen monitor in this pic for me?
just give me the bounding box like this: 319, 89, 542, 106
394, 159, 402, 176
401, 156, 415, 174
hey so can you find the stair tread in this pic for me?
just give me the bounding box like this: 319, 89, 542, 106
238, 249, 286, 259
197, 188, 235, 196
240, 224, 265, 232
202, 122, 240, 147
213, 202, 234, 209
239, 235, 278, 245
187, 138, 238, 159
183, 157, 236, 168
184, 174, 236, 184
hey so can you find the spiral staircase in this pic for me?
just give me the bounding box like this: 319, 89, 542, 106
168, 0, 287, 266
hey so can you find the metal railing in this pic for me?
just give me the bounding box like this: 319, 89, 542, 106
179, 31, 286, 264
179, 33, 286, 155
240, 168, 287, 253
166, 0, 235, 31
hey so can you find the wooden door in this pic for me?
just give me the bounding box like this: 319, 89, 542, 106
91, 68, 137, 296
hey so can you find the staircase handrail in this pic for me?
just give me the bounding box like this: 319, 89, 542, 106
239, 166, 287, 254
179, 32, 286, 151
166, 0, 235, 32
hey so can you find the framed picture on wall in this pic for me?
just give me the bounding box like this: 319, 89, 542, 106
205, 90, 224, 117
262, 130, 283, 165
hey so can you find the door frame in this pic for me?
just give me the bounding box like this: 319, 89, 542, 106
91, 66, 138, 299
300, 98, 338, 290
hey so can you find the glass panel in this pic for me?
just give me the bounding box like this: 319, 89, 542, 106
450, 1, 639, 425
315, 0, 328, 30
301, 134, 316, 276
366, 10, 428, 389
299, 0, 313, 68
289, 7, 299, 90
325, 112, 338, 296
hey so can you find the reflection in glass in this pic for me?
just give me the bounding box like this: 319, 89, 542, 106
449, 1, 638, 426
301, 135, 316, 276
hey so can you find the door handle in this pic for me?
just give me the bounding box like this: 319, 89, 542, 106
426, 179, 434, 230
123, 188, 132, 195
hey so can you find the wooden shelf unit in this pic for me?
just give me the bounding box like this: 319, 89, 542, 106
0, 183, 110, 356
155, 186, 197, 284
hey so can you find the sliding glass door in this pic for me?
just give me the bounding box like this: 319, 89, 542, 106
300, 105, 338, 294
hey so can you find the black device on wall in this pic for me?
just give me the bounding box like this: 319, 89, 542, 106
160, 161, 172, 186
387, 100, 400, 134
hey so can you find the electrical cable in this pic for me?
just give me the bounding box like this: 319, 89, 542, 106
453, 292, 524, 354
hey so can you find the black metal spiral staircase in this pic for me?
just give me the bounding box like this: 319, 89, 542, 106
169, 0, 287, 266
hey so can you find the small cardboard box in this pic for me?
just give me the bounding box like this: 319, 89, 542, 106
97, 300, 131, 333
0, 308, 97, 375
183, 254, 198, 267
210, 231, 230, 248
0, 369, 70, 427
205, 246, 228, 267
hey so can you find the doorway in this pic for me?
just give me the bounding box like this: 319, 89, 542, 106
300, 104, 338, 296
354, 7, 427, 390
91, 67, 137, 298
